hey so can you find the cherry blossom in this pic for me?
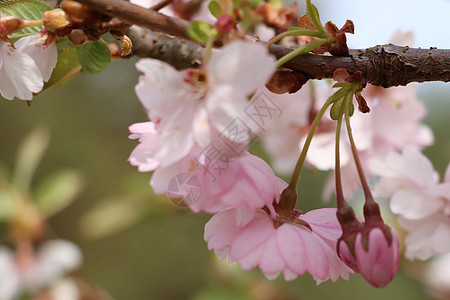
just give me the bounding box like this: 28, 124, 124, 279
129, 121, 286, 225
134, 41, 276, 166
338, 227, 399, 288
371, 147, 450, 260
0, 240, 82, 300
205, 208, 353, 283
0, 33, 57, 101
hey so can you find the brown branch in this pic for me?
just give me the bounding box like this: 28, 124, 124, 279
129, 28, 450, 87
129, 26, 204, 69
77, 0, 450, 87
270, 44, 450, 87
75, 0, 191, 39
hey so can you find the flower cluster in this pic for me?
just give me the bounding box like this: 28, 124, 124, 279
129, 40, 355, 283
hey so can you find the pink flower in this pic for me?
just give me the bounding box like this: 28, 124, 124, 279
338, 227, 400, 288
205, 208, 353, 283
129, 121, 286, 225
0, 33, 57, 101
134, 41, 276, 166
372, 147, 450, 260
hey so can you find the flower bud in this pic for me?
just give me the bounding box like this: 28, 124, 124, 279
43, 9, 70, 32
338, 226, 400, 288
68, 29, 88, 45
266, 69, 308, 94
0, 16, 24, 36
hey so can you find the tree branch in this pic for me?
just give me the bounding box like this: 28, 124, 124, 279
76, 0, 450, 87
271, 44, 450, 87
76, 0, 191, 39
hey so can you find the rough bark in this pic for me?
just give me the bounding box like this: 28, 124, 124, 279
77, 0, 450, 87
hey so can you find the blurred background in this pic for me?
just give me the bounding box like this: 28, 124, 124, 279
0, 0, 449, 299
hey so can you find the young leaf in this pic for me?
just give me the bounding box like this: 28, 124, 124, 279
187, 21, 217, 44
44, 46, 81, 89
76, 40, 111, 74
306, 0, 324, 34
208, 0, 222, 19
330, 100, 343, 120
13, 127, 50, 191
35, 170, 84, 217
79, 197, 148, 239
0, 0, 52, 40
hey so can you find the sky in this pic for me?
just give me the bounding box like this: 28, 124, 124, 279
314, 0, 450, 49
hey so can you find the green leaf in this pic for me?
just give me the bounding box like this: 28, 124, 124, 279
208, 0, 222, 19
35, 170, 84, 217
44, 45, 81, 89
330, 100, 343, 120
269, 0, 283, 9
187, 21, 217, 44
0, 190, 14, 222
76, 40, 111, 74
80, 197, 147, 239
13, 127, 50, 191
348, 101, 354, 117
0, 0, 52, 40
306, 0, 323, 33
327, 88, 346, 104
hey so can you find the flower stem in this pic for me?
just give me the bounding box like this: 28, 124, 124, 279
201, 33, 217, 67
266, 29, 322, 48
344, 95, 374, 204
22, 20, 44, 28
287, 94, 334, 190
334, 109, 345, 209
276, 38, 332, 67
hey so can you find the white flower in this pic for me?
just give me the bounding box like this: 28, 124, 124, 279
0, 34, 57, 101
134, 41, 276, 167
0, 240, 82, 300
372, 147, 450, 260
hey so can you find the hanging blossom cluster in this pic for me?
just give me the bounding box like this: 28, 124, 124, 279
0, 0, 449, 293
124, 0, 446, 287
128, 40, 356, 283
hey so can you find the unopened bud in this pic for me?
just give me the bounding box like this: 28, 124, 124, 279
338, 224, 400, 288
215, 14, 234, 34
43, 9, 70, 32
354, 227, 399, 287
68, 29, 88, 45
266, 69, 308, 94
0, 16, 24, 37
62, 0, 105, 25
